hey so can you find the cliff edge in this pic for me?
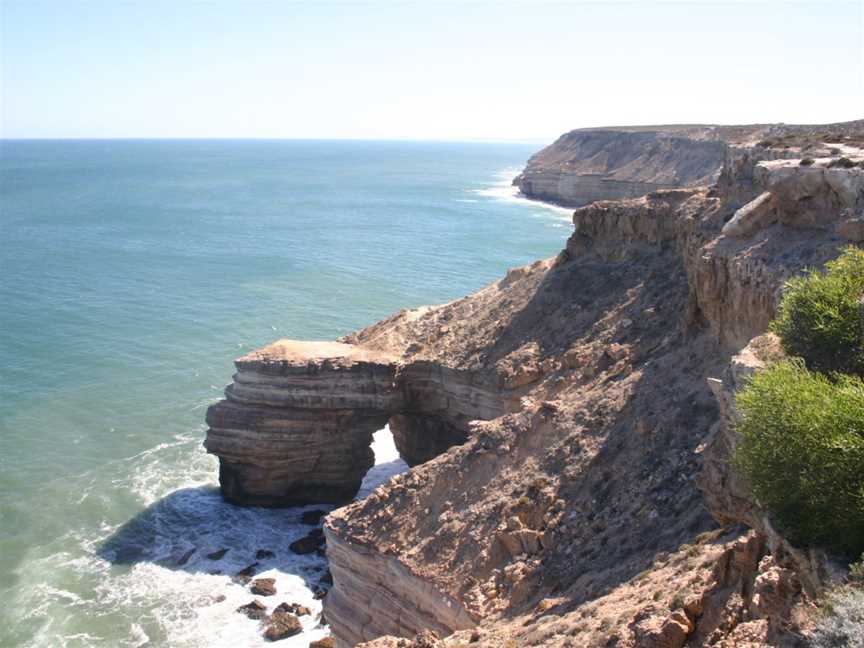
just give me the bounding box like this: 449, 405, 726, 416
204, 123, 864, 647
513, 120, 864, 208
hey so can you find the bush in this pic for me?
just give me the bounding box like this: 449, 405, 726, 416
770, 247, 864, 375
732, 360, 864, 556
828, 156, 857, 169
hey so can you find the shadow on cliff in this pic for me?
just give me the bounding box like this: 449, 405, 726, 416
485, 242, 738, 619
98, 485, 330, 587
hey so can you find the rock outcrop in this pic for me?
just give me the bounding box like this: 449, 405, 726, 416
514, 120, 864, 209
205, 340, 400, 506
512, 125, 754, 207
205, 122, 864, 647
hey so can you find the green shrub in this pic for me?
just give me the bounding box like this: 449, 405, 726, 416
732, 360, 864, 557
770, 247, 864, 375
828, 156, 857, 169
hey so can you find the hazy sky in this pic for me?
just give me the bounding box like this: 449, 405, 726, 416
2, 0, 862, 140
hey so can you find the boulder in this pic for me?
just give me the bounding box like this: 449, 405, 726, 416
263, 610, 303, 641
234, 562, 259, 583
309, 639, 335, 648
250, 577, 277, 596
275, 601, 312, 617
301, 509, 327, 525
290, 533, 325, 555
236, 599, 267, 620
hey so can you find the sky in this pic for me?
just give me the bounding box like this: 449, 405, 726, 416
1, 0, 862, 141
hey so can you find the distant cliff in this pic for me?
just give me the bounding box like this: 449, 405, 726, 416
512, 121, 864, 207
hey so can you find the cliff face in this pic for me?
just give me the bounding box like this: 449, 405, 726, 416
514, 120, 864, 209
204, 125, 864, 647
512, 126, 746, 207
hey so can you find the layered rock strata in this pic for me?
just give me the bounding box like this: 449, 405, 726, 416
205, 341, 401, 506
205, 124, 864, 647
512, 126, 751, 207
205, 342, 515, 505
320, 137, 861, 646
515, 120, 864, 209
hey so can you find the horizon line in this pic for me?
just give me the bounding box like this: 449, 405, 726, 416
0, 135, 555, 145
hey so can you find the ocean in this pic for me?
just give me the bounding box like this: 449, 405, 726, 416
0, 139, 570, 647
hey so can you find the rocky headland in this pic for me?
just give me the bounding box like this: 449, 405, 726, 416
512, 120, 864, 208
204, 120, 864, 646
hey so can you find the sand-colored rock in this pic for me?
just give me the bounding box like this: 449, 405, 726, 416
205, 341, 400, 506
206, 121, 863, 647
512, 126, 738, 207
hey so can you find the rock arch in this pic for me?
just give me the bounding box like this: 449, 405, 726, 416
204, 340, 503, 506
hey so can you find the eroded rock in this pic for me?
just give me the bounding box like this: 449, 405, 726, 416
250, 577, 276, 596
236, 599, 267, 620
263, 609, 302, 641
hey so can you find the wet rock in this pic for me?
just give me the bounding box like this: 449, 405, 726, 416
309, 638, 335, 648
290, 533, 325, 555
206, 548, 229, 560
319, 570, 333, 586
256, 549, 276, 560
250, 577, 277, 596
236, 599, 267, 620
275, 601, 311, 617
263, 609, 303, 641
313, 588, 327, 600
234, 562, 259, 583
301, 509, 327, 525
176, 548, 196, 566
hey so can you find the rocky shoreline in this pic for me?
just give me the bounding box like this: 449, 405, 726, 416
205, 120, 864, 646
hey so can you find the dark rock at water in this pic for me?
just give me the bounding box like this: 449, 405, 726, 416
315, 547, 327, 557
309, 638, 335, 648
313, 588, 327, 600
236, 599, 267, 620
234, 561, 260, 583
289, 533, 324, 555
319, 569, 333, 586
256, 549, 276, 560
176, 548, 196, 566
301, 509, 327, 525
206, 548, 229, 560
263, 609, 302, 641
275, 601, 311, 617
250, 577, 277, 596
307, 528, 324, 539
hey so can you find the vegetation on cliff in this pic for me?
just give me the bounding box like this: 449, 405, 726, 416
733, 247, 864, 558
770, 246, 864, 376
732, 359, 864, 555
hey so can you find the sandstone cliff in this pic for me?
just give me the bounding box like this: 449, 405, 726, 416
513, 120, 864, 208
204, 124, 864, 647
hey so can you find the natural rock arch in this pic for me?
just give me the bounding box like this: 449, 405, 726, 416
204, 339, 503, 506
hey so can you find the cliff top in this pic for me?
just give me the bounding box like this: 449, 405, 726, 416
236, 339, 398, 367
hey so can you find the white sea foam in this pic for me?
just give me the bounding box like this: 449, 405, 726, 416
16, 427, 407, 648
471, 167, 574, 218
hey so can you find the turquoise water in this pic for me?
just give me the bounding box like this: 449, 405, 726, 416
0, 140, 569, 647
